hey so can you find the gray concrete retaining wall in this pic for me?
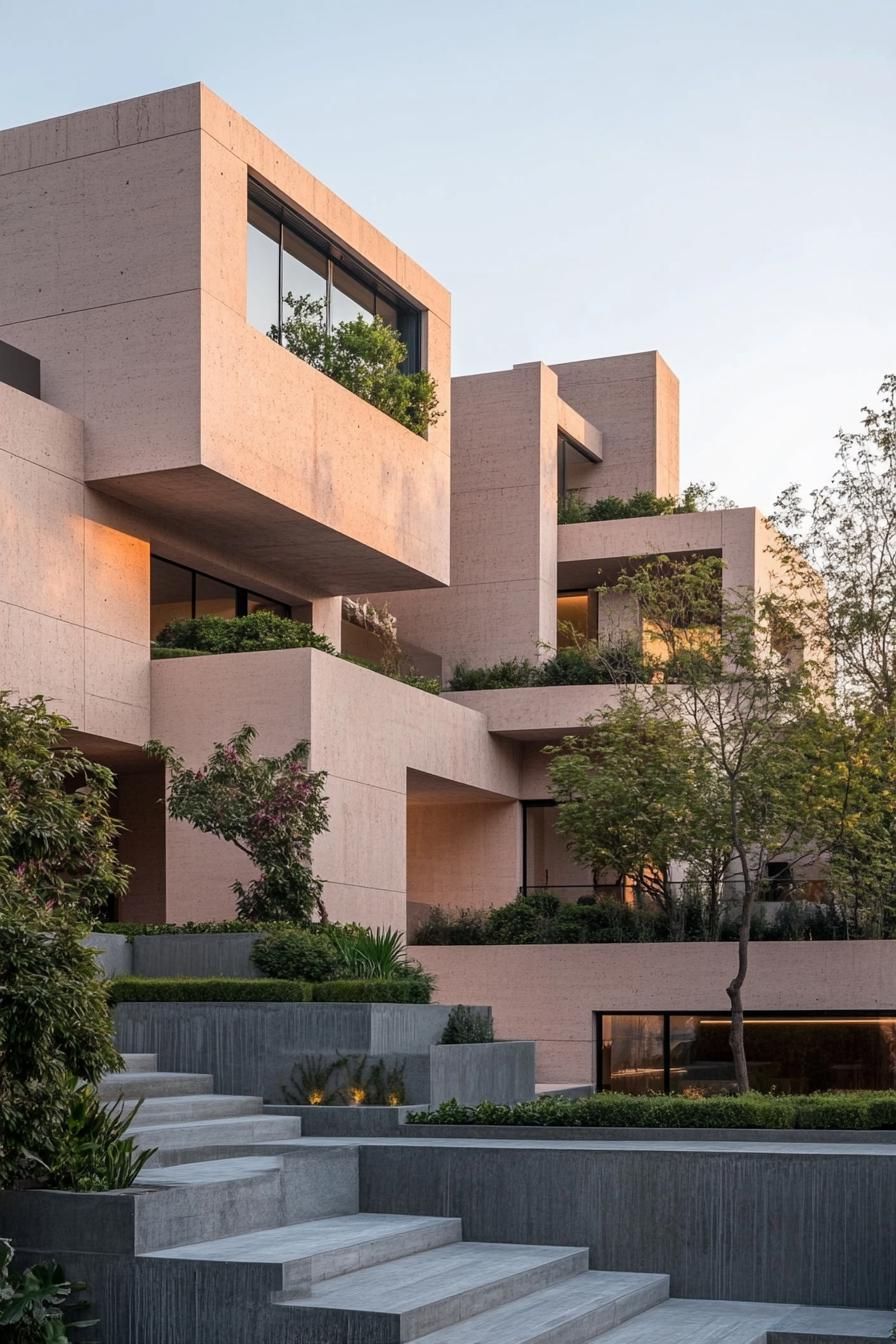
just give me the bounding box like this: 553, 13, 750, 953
266, 1104, 423, 1136
359, 1140, 896, 1309
429, 1041, 535, 1106
114, 1001, 477, 1102
399, 1122, 896, 1144
85, 932, 132, 978
130, 932, 262, 978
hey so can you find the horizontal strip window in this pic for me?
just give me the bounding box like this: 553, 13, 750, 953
150, 556, 289, 641
596, 1011, 896, 1095
247, 180, 421, 373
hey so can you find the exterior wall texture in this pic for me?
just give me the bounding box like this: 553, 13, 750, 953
414, 942, 896, 1083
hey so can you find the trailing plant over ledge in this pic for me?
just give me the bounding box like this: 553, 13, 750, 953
275, 293, 440, 437
145, 725, 329, 925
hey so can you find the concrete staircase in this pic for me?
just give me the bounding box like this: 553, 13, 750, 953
104, 1060, 891, 1343
108, 1052, 304, 1160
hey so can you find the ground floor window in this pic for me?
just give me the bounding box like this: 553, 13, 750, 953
597, 1011, 896, 1094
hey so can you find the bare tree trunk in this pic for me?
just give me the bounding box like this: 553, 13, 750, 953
726, 849, 753, 1093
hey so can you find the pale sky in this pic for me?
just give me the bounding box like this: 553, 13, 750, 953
2, 0, 893, 511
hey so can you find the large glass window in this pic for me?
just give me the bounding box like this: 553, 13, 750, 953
599, 1012, 896, 1094
246, 200, 280, 337
150, 556, 288, 640
556, 592, 590, 647
522, 800, 600, 899
247, 183, 421, 371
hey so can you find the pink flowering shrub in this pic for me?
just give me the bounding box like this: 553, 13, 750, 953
145, 725, 329, 924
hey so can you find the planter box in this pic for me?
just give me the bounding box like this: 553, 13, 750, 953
114, 1001, 489, 1103
429, 1041, 535, 1106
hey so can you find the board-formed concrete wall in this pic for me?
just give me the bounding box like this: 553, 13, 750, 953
359, 1140, 896, 1309
130, 933, 261, 978
429, 1041, 535, 1106
114, 1001, 493, 1102
85, 932, 133, 978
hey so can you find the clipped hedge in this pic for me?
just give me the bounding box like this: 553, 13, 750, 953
311, 978, 432, 1004
154, 611, 335, 656
95, 920, 279, 938
106, 977, 311, 1003
106, 976, 433, 1004
408, 1090, 896, 1130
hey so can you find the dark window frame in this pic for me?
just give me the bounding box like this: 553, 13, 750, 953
150, 555, 288, 628
247, 178, 422, 373
593, 1009, 896, 1093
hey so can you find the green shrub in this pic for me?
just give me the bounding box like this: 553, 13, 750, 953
150, 646, 202, 659
407, 1091, 895, 1130
327, 925, 407, 978
0, 1239, 97, 1339
106, 976, 312, 1002
153, 611, 335, 656
277, 293, 440, 437
558, 484, 719, 525
1, 897, 122, 1189
311, 978, 432, 1004
441, 1006, 494, 1044
340, 655, 440, 695
0, 692, 129, 916
413, 906, 490, 945
448, 658, 538, 691
251, 927, 340, 981
94, 919, 283, 938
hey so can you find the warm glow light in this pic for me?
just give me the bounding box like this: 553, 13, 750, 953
387, 1093, 401, 1107
697, 1018, 896, 1027
308, 1090, 324, 1105
350, 1087, 366, 1105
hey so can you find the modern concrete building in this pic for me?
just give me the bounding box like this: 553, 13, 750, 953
2, 84, 893, 1092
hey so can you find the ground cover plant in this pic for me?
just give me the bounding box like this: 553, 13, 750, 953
409, 1091, 896, 1130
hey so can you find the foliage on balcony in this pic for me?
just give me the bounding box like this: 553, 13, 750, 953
558, 481, 733, 524
152, 611, 441, 693
412, 888, 855, 946
447, 640, 656, 691
275, 294, 440, 436
152, 611, 336, 658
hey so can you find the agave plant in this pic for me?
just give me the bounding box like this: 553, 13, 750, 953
327, 925, 407, 979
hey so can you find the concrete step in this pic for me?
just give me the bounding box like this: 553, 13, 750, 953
99, 1070, 214, 1101
146, 1213, 462, 1292
414, 1270, 669, 1344
133, 1112, 304, 1153
588, 1297, 802, 1343
278, 1241, 590, 1341
124, 1093, 262, 1125
121, 1052, 158, 1073
767, 1304, 894, 1341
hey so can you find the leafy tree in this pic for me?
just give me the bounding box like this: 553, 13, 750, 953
771, 375, 896, 712
549, 559, 836, 1091
275, 294, 440, 436
548, 696, 722, 935
145, 726, 329, 924
0, 895, 122, 1189
0, 693, 129, 917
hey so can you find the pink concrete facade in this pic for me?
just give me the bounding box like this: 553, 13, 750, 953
414, 942, 896, 1083
0, 83, 838, 951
